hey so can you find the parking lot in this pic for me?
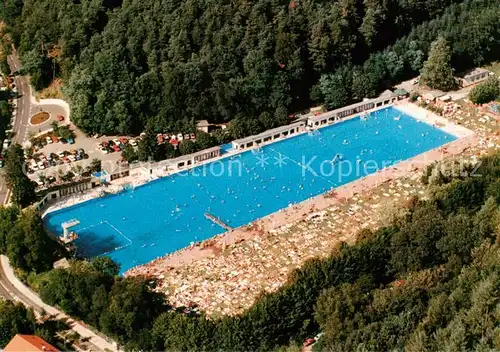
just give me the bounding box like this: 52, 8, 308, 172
23, 107, 205, 188
27, 121, 127, 184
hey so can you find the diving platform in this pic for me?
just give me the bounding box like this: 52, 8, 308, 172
204, 213, 232, 231
60, 219, 80, 243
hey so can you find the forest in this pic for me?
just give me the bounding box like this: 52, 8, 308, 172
0, 153, 499, 350
0, 0, 498, 136
0, 0, 499, 349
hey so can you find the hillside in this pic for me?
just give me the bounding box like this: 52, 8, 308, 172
1, 0, 499, 135
0, 153, 495, 350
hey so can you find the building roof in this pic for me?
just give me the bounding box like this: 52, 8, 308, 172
394, 88, 408, 96
53, 258, 70, 269
422, 92, 436, 101
462, 68, 491, 78
438, 95, 452, 101
232, 121, 305, 146
196, 120, 210, 127
307, 91, 397, 123
160, 145, 221, 167
379, 89, 395, 98
4, 335, 60, 352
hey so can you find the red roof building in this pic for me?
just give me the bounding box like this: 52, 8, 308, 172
3, 334, 60, 352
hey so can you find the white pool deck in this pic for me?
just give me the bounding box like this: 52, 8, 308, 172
393, 104, 473, 138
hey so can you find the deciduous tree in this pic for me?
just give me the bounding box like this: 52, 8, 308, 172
420, 37, 456, 91
4, 144, 36, 207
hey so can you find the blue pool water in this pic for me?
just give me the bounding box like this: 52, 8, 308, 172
44, 107, 456, 273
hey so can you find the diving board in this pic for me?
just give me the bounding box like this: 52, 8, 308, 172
61, 219, 80, 242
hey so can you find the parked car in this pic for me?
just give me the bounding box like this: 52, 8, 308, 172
2, 139, 10, 149
45, 136, 53, 144
60, 138, 68, 144
314, 333, 324, 341
129, 139, 137, 146
67, 138, 75, 144
98, 142, 109, 154
57, 151, 66, 158
303, 338, 316, 347
112, 144, 121, 152
0, 159, 4, 168
51, 135, 59, 143
57, 114, 64, 121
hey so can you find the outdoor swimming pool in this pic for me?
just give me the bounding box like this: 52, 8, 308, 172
44, 107, 456, 273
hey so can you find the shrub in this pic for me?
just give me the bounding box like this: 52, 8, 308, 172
469, 77, 500, 104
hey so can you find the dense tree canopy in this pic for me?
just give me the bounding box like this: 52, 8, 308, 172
0, 207, 60, 273
0, 299, 71, 349
0, 90, 13, 141
0, 301, 35, 347
39, 259, 168, 349
4, 144, 36, 207
2, 0, 498, 135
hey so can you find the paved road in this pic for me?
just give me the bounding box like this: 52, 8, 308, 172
0, 49, 69, 204
0, 255, 118, 351
8, 49, 67, 144
8, 49, 33, 145
0, 256, 43, 309
0, 48, 31, 204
